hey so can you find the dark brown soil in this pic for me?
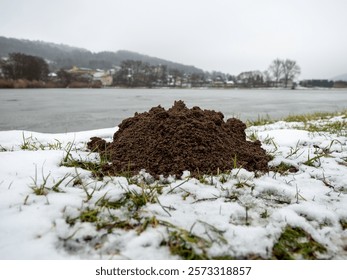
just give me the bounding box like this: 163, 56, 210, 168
88, 100, 270, 178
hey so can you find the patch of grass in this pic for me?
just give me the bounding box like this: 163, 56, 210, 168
66, 206, 102, 226
247, 131, 259, 142
303, 153, 324, 167
123, 184, 159, 211
70, 171, 107, 202
319, 139, 343, 155
81, 183, 97, 202
263, 135, 277, 147
272, 226, 326, 259
246, 109, 347, 132
30, 165, 50, 196
158, 220, 211, 260
96, 195, 127, 210
270, 162, 298, 175
65, 160, 104, 176
51, 174, 71, 193
97, 216, 216, 259
62, 141, 75, 163
285, 141, 304, 159
20, 133, 64, 151
80, 208, 99, 223
47, 139, 63, 150
281, 110, 347, 135
234, 178, 254, 189
282, 112, 334, 123
21, 133, 38, 151
136, 216, 159, 234
72, 177, 83, 186
97, 219, 136, 232
260, 209, 270, 219
232, 154, 243, 170
165, 231, 209, 260
267, 154, 275, 161
89, 183, 164, 234
306, 121, 347, 136
167, 178, 190, 194
31, 182, 49, 196
96, 182, 162, 213
96, 214, 158, 233
340, 220, 347, 230
197, 174, 215, 185
219, 172, 231, 184
61, 156, 108, 179
198, 220, 228, 245
224, 191, 239, 202
65, 216, 78, 226
246, 114, 274, 127
211, 255, 235, 260
61, 140, 112, 180
0, 144, 9, 152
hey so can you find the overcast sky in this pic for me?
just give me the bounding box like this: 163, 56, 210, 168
1, 0, 346, 79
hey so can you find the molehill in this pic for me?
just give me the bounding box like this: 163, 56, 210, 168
88, 100, 270, 178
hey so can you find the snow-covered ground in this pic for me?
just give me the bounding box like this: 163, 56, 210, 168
0, 116, 347, 260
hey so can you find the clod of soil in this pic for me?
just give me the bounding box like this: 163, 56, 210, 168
88, 100, 270, 178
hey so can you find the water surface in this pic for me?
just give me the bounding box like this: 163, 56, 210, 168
0, 88, 346, 133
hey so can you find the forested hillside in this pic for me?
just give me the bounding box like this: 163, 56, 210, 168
0, 36, 204, 73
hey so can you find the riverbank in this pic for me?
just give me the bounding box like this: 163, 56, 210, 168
1, 78, 347, 90
0, 111, 346, 259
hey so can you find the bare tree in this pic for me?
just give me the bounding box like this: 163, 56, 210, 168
268, 58, 283, 87
282, 59, 301, 88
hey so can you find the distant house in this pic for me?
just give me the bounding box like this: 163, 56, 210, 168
333, 80, 347, 88
225, 80, 235, 88
68, 66, 95, 75
48, 72, 57, 78
93, 71, 113, 86
212, 76, 225, 87
212, 80, 225, 87
66, 66, 94, 83
167, 75, 175, 86
279, 78, 294, 88
48, 72, 58, 81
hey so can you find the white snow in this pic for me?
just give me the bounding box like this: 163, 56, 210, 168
0, 117, 347, 259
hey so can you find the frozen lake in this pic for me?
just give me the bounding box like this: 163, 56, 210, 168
0, 88, 346, 133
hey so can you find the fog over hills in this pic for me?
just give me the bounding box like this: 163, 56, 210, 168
0, 36, 204, 73
332, 73, 347, 81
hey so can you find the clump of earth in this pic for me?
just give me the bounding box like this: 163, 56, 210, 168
88, 100, 270, 178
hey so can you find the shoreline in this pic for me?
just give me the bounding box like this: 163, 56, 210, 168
1, 85, 347, 90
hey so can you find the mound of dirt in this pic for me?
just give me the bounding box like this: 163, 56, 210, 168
88, 100, 270, 177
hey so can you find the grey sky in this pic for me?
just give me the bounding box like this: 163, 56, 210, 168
1, 0, 346, 79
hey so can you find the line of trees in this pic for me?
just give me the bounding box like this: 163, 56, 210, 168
113, 58, 302, 88
114, 60, 166, 87
113, 60, 208, 88
0, 52, 102, 88
0, 52, 305, 89
0, 52, 49, 81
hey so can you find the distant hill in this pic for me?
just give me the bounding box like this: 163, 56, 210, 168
0, 36, 204, 74
332, 73, 347, 81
